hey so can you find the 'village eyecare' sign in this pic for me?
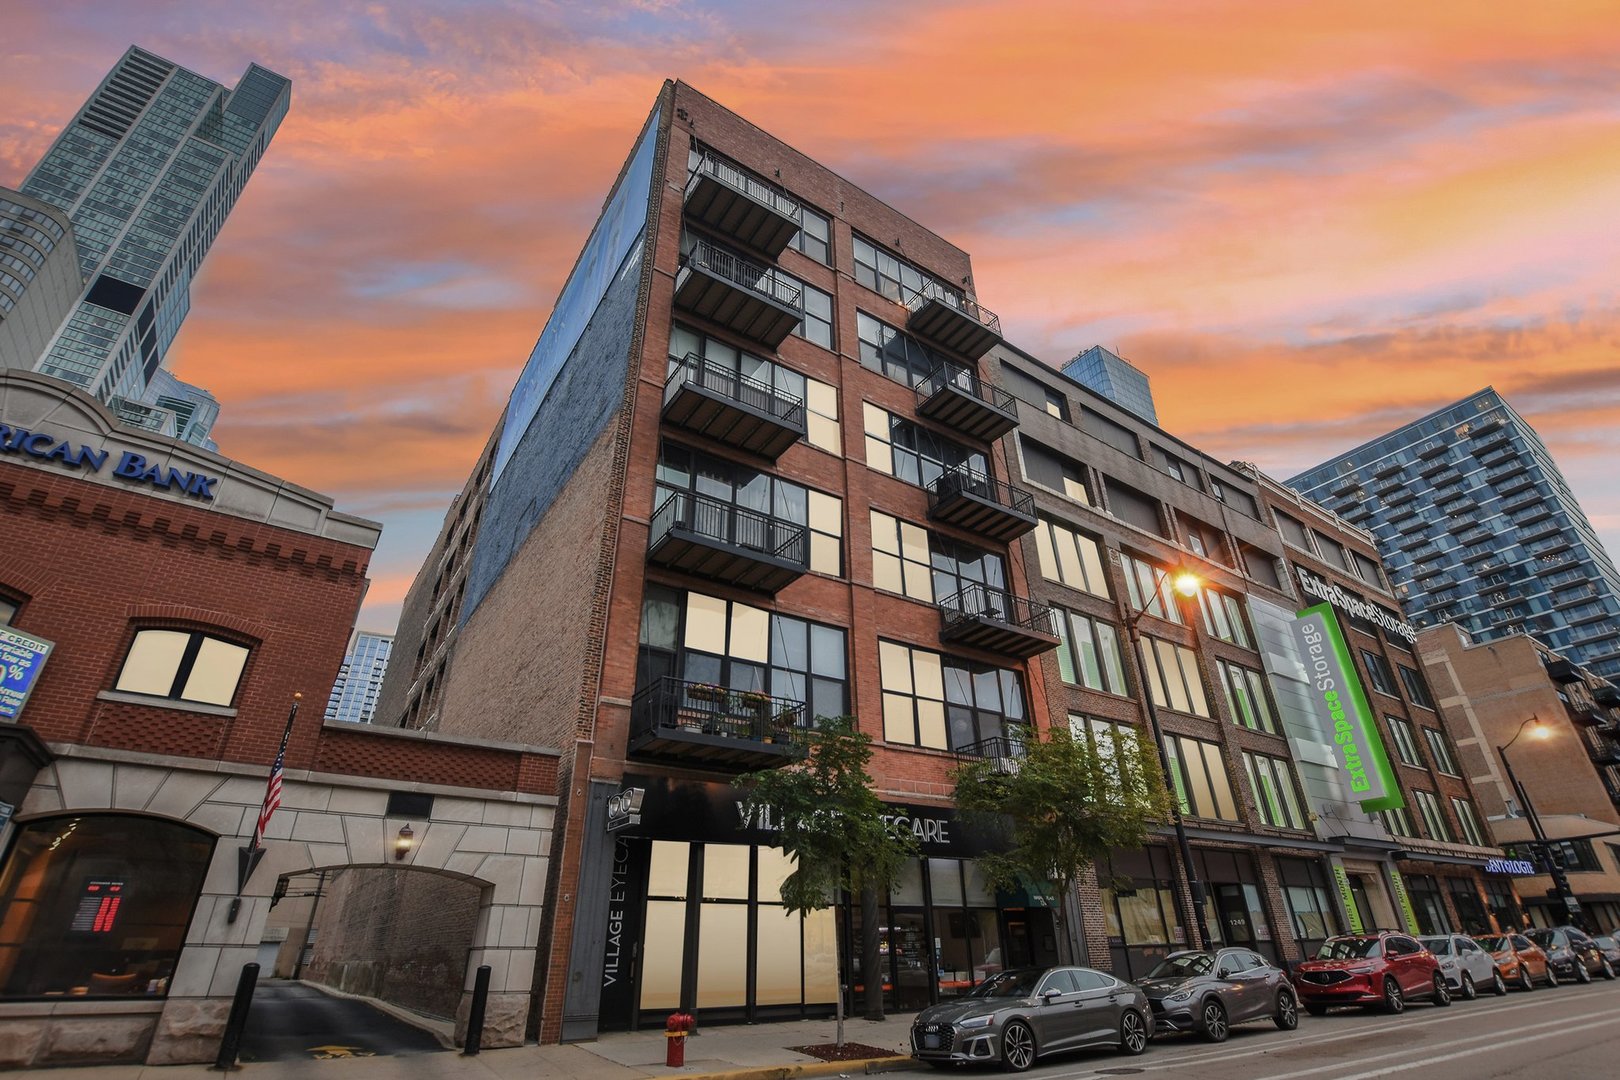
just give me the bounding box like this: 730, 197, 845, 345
1290, 603, 1404, 812
0, 626, 53, 721
1297, 568, 1417, 644
0, 424, 219, 501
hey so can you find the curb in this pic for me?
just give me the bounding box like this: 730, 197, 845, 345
670, 1055, 920, 1080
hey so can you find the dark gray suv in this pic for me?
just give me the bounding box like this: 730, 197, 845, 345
1137, 948, 1299, 1041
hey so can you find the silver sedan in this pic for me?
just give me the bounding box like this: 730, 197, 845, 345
910, 966, 1151, 1072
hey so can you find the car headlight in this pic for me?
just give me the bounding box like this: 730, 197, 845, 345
1164, 989, 1192, 1002
1344, 963, 1378, 974
957, 1015, 994, 1030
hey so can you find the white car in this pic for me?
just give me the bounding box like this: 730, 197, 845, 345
1420, 934, 1505, 999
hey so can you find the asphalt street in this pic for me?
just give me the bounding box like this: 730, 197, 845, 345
1009, 977, 1620, 1079
238, 980, 447, 1063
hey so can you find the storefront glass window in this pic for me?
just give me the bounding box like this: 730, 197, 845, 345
697, 903, 748, 1007
1406, 874, 1448, 935
1276, 857, 1339, 958
928, 859, 964, 906
1447, 877, 1489, 935
0, 815, 214, 999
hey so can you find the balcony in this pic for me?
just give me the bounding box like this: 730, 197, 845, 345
955, 733, 1028, 774
1546, 657, 1581, 684
926, 464, 1037, 542
1595, 685, 1620, 708
683, 150, 804, 258
1496, 474, 1537, 498
1385, 489, 1417, 506
1518, 519, 1562, 544
905, 282, 1003, 359
662, 352, 806, 459
1331, 475, 1363, 496
1486, 459, 1529, 483
1500, 491, 1545, 515
628, 677, 805, 770
674, 238, 804, 348
938, 583, 1060, 659
1416, 456, 1453, 478
647, 489, 808, 593
1570, 703, 1609, 729
913, 362, 1019, 442
1371, 458, 1404, 479
1469, 431, 1511, 455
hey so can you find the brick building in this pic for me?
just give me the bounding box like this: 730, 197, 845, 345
0, 371, 560, 1066
1419, 624, 1620, 931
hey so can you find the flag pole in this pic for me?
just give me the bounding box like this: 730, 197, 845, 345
232, 693, 300, 917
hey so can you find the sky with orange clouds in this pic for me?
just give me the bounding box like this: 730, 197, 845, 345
4, 1, 1618, 634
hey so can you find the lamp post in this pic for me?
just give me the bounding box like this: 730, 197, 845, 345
1496, 716, 1578, 923
1118, 559, 1211, 952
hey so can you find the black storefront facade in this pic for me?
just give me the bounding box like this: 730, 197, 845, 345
588, 775, 1060, 1031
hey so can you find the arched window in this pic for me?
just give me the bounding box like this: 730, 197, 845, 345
114, 629, 250, 707
0, 815, 215, 998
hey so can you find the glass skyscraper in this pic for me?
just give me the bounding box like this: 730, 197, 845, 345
1062, 345, 1159, 424
1288, 388, 1620, 682
325, 631, 394, 724
17, 45, 290, 445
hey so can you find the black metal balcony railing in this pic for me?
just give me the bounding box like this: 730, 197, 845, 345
629, 676, 805, 769
938, 583, 1061, 658
927, 463, 1038, 542
683, 237, 802, 310
684, 151, 804, 258
955, 733, 1028, 773
674, 237, 805, 347
692, 150, 802, 223
913, 361, 1019, 441
647, 489, 808, 592
662, 352, 806, 458
903, 280, 1003, 359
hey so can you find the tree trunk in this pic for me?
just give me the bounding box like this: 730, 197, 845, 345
1055, 884, 1075, 966
860, 884, 885, 1021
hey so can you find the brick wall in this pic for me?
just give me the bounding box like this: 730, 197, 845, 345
303, 867, 482, 1020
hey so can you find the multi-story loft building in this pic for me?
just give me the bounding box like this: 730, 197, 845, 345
0, 190, 82, 370
1063, 345, 1157, 425
324, 629, 395, 724
1287, 389, 1620, 684
995, 349, 1505, 970
398, 81, 1518, 1042
1418, 624, 1620, 931
10, 45, 290, 444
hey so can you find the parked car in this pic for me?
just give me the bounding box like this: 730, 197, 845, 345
1292, 931, 1450, 1015
1526, 926, 1617, 983
1592, 934, 1620, 970
1475, 932, 1553, 990
1419, 934, 1506, 998
1136, 948, 1298, 1042
911, 966, 1152, 1072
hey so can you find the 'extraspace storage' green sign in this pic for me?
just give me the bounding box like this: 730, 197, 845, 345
1290, 603, 1404, 812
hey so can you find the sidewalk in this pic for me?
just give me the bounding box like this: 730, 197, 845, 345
10, 1012, 922, 1080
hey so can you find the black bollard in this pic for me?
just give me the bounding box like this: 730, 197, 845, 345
462, 964, 492, 1056
212, 962, 260, 1071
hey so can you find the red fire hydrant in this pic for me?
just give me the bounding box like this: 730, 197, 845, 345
665, 1011, 695, 1067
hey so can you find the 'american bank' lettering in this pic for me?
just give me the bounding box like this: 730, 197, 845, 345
0, 424, 217, 501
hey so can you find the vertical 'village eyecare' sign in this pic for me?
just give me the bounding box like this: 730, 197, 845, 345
1290, 603, 1404, 812
0, 626, 53, 721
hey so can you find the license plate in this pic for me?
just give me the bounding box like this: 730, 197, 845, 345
922, 1034, 941, 1049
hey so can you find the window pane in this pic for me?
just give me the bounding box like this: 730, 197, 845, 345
1096, 622, 1125, 694
1053, 614, 1077, 684
1156, 640, 1191, 712
809, 491, 842, 535
913, 650, 944, 700
730, 603, 769, 663
648, 841, 691, 897
811, 532, 841, 576
757, 846, 795, 904
702, 844, 751, 900
115, 630, 190, 697
755, 906, 803, 1005
1078, 535, 1109, 596
928, 859, 964, 905
179, 638, 248, 706
917, 699, 948, 749
1035, 523, 1059, 581
1182, 647, 1209, 716
804, 908, 838, 1003
697, 903, 749, 1007
685, 593, 727, 653
810, 624, 845, 678
1203, 743, 1238, 819
879, 642, 912, 693
883, 693, 915, 743
1183, 739, 1217, 816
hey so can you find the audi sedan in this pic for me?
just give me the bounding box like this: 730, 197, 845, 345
1137, 948, 1298, 1042
1420, 934, 1506, 999
911, 966, 1152, 1072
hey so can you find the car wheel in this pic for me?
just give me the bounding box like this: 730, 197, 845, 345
1518, 966, 1534, 991
1274, 990, 1299, 1030
1576, 961, 1592, 984
1382, 977, 1405, 1015
1432, 973, 1452, 1007
1000, 1020, 1035, 1073
1460, 973, 1476, 1001
1492, 970, 1507, 996
1199, 998, 1229, 1043
1602, 960, 1616, 981
1546, 965, 1560, 987
1118, 1009, 1149, 1056
1305, 1003, 1329, 1017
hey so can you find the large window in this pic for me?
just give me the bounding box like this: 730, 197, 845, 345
637, 585, 848, 722
1140, 637, 1210, 716
856, 311, 948, 387
788, 205, 831, 265
1164, 734, 1240, 821
862, 404, 986, 488
1424, 728, 1461, 776
1412, 789, 1453, 843
656, 442, 842, 576
0, 814, 214, 998
1197, 588, 1252, 647
853, 233, 944, 304
793, 281, 834, 350
114, 629, 250, 707
1019, 439, 1092, 505
1278, 857, 1340, 949
1218, 660, 1277, 734
1399, 664, 1436, 709
1052, 609, 1129, 695
1360, 650, 1399, 697
879, 640, 1024, 752
1120, 552, 1184, 624
1243, 751, 1306, 829
668, 324, 838, 454
1452, 797, 1488, 846
802, 377, 840, 454
1379, 805, 1418, 838
1387, 716, 1424, 768
1032, 518, 1110, 597
870, 511, 1004, 605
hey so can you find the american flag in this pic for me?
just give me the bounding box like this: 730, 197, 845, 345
251, 697, 299, 849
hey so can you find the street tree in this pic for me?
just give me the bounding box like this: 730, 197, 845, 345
952, 722, 1173, 963
734, 715, 917, 1023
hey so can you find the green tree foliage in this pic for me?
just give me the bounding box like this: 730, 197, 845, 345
734, 716, 917, 1019
952, 723, 1173, 960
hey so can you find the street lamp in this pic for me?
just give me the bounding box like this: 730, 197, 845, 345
1496, 716, 1578, 924
1119, 559, 1211, 952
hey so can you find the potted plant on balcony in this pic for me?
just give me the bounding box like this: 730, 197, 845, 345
688, 682, 727, 703
738, 689, 772, 736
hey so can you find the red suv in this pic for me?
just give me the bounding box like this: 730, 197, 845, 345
1292, 932, 1451, 1015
